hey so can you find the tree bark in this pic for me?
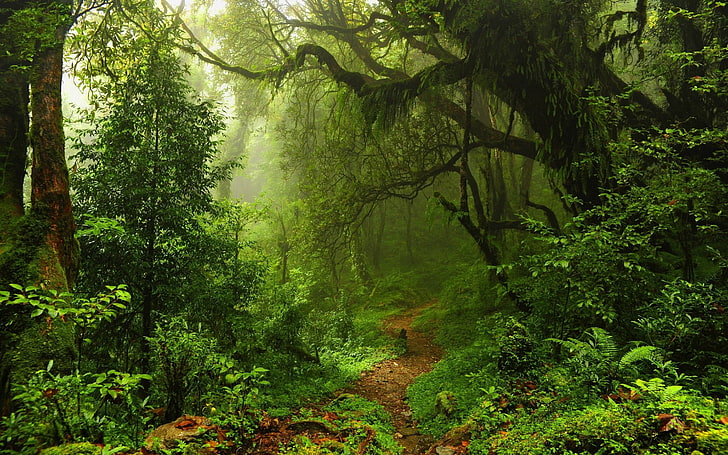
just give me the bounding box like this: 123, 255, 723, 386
29, 11, 78, 291
0, 71, 29, 218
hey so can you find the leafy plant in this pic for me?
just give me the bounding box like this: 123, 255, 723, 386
547, 327, 667, 393
634, 279, 728, 392
0, 362, 151, 453
149, 317, 217, 421
204, 363, 270, 445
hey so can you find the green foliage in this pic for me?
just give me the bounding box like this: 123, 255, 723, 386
547, 327, 669, 393
495, 317, 540, 375
149, 317, 218, 420
478, 400, 646, 455
464, 368, 728, 455
634, 279, 728, 393
321, 396, 402, 455
1, 284, 130, 381
69, 30, 263, 371
39, 442, 102, 455
204, 365, 269, 445
0, 363, 151, 453
513, 122, 728, 346
243, 272, 392, 404
408, 343, 494, 436
0, 285, 150, 453
0, 1, 71, 69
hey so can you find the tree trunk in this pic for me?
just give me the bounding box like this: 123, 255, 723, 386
29, 16, 78, 291
0, 70, 31, 289
1, 0, 78, 417
0, 71, 29, 218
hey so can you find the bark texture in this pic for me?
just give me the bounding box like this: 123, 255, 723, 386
29, 20, 78, 290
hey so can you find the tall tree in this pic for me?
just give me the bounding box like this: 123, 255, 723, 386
0, 0, 78, 416
72, 36, 231, 373
0, 0, 77, 289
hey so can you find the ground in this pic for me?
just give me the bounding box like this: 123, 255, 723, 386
142, 302, 449, 455
343, 303, 443, 454
246, 301, 448, 455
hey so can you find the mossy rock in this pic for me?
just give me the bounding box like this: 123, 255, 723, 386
696, 428, 728, 453
40, 442, 102, 455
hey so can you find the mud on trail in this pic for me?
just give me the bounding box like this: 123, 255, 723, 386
343, 302, 443, 454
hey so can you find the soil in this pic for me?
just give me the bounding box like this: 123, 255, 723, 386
343, 302, 444, 454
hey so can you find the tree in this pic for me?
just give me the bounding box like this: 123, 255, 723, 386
0, 0, 77, 290
71, 35, 232, 373
182, 0, 725, 228
0, 0, 79, 416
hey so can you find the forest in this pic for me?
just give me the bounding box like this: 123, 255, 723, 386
1, 0, 728, 453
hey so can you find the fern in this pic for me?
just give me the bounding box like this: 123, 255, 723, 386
632, 378, 684, 402
585, 327, 618, 360
619, 345, 660, 370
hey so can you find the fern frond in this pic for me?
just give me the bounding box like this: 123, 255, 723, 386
619, 345, 660, 370
658, 385, 684, 402
546, 337, 592, 355
586, 327, 618, 360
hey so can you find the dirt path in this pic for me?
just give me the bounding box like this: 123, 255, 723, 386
344, 302, 443, 454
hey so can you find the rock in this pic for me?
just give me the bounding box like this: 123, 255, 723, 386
144, 415, 216, 452
435, 446, 456, 455
400, 427, 420, 437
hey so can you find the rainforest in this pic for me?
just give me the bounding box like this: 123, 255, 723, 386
1, 0, 728, 454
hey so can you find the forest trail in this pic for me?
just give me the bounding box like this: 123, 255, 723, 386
343, 301, 443, 454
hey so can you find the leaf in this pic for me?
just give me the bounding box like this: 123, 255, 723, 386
657, 413, 684, 433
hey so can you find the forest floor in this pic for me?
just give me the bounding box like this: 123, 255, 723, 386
342, 301, 443, 454
248, 301, 447, 455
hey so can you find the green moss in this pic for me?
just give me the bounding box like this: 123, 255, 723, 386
40, 442, 102, 455
0, 213, 47, 285
11, 318, 76, 381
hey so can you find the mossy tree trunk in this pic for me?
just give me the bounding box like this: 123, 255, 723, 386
0, 68, 30, 417
0, 0, 77, 288
29, 19, 79, 291
0, 0, 78, 416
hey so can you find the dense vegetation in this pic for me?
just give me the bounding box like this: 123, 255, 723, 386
1, 0, 728, 453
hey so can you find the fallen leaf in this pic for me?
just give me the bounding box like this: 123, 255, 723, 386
657, 414, 684, 433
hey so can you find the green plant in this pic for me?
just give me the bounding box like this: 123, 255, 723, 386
0, 284, 130, 371
547, 328, 666, 393
634, 279, 728, 392
323, 396, 402, 455
149, 317, 217, 420
0, 362, 151, 453
495, 317, 539, 375
205, 363, 270, 444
